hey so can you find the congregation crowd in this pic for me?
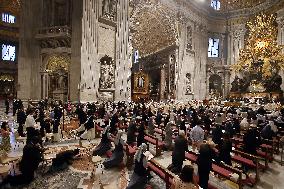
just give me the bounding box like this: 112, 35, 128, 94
0, 98, 284, 189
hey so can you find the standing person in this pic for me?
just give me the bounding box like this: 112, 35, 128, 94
171, 165, 198, 189
80, 110, 95, 140
189, 120, 204, 151
17, 107, 26, 137
126, 143, 149, 189
137, 121, 146, 147
0, 122, 11, 152
218, 133, 232, 165
169, 131, 188, 173
12, 99, 18, 116
5, 98, 9, 115
147, 116, 156, 136
53, 104, 62, 135
212, 124, 223, 148
164, 121, 173, 150
127, 118, 137, 145
103, 131, 125, 169
243, 127, 260, 155
25, 109, 36, 143
197, 143, 215, 189
109, 110, 119, 134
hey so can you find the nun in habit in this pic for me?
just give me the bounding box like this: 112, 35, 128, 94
103, 130, 125, 169
93, 125, 112, 156
126, 143, 148, 189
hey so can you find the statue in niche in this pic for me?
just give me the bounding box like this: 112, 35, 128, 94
186, 26, 193, 50
99, 55, 115, 90
185, 73, 192, 94
102, 0, 117, 20
138, 76, 144, 88
230, 76, 244, 92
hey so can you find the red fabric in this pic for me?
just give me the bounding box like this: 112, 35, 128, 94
232, 155, 256, 167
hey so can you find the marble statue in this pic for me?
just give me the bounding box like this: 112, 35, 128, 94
102, 0, 117, 19
185, 73, 192, 94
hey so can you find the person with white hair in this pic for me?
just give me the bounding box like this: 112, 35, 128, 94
126, 143, 149, 189
93, 125, 112, 156
103, 130, 125, 169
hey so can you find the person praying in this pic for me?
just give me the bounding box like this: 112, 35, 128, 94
197, 142, 216, 189
93, 125, 112, 156
127, 118, 137, 145
126, 143, 149, 189
189, 119, 204, 151
169, 131, 188, 173
103, 130, 125, 169
171, 165, 198, 189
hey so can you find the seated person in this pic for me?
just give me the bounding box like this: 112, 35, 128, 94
93, 125, 112, 156
171, 165, 198, 189
1, 136, 43, 187
103, 131, 125, 169
50, 149, 80, 171
126, 143, 149, 189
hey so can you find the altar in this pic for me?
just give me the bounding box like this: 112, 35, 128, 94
229, 92, 283, 99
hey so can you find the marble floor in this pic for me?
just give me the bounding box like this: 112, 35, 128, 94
0, 106, 284, 189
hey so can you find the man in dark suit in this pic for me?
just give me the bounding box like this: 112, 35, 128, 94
169, 131, 188, 173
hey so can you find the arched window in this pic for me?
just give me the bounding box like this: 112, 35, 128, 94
211, 0, 221, 11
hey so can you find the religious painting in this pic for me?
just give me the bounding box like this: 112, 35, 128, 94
133, 71, 149, 94
99, 55, 115, 90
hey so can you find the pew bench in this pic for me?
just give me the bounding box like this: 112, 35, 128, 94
144, 134, 164, 156
185, 151, 244, 189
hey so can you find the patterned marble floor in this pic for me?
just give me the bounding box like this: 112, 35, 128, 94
0, 105, 284, 189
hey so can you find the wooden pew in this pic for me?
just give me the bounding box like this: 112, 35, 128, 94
144, 134, 165, 156
185, 151, 244, 189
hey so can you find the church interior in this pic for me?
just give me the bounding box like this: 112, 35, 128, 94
0, 0, 284, 188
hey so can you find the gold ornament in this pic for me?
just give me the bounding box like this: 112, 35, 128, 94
233, 13, 284, 78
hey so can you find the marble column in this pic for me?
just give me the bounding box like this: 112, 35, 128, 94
160, 66, 166, 100
277, 8, 284, 92
115, 0, 131, 101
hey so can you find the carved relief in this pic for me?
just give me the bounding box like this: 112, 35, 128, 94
99, 55, 115, 90
169, 54, 176, 94
186, 26, 193, 51
102, 0, 117, 21
185, 73, 192, 94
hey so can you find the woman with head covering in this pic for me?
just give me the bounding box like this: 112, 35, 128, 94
93, 125, 112, 156
171, 165, 198, 189
103, 130, 125, 169
0, 121, 11, 152
126, 143, 149, 189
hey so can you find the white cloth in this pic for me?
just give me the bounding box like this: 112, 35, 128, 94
25, 115, 36, 128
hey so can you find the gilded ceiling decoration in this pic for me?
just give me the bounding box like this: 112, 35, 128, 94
233, 13, 284, 77
130, 1, 177, 57
46, 55, 70, 73
0, 0, 21, 15
0, 74, 14, 82
219, 0, 266, 11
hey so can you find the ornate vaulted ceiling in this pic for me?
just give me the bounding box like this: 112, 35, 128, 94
219, 0, 266, 11
0, 0, 21, 16
130, 0, 177, 57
